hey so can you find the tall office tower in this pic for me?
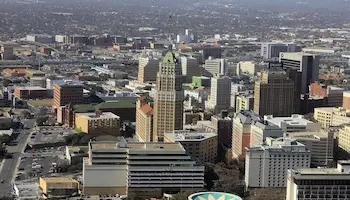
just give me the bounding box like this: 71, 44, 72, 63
153, 51, 184, 142
1, 45, 15, 60
53, 80, 83, 110
206, 75, 231, 114
137, 54, 160, 83
284, 68, 302, 113
136, 95, 154, 142
279, 52, 320, 94
83, 141, 204, 197
287, 161, 350, 200
180, 56, 200, 83
261, 42, 296, 59
204, 58, 226, 76
245, 137, 311, 188
254, 67, 294, 117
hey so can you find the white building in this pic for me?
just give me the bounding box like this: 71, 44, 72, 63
287, 160, 350, 200
236, 61, 263, 76
264, 114, 321, 133
261, 42, 296, 59
137, 55, 160, 83
206, 75, 231, 113
286, 130, 334, 167
245, 137, 311, 188
26, 34, 54, 44
30, 77, 47, 88
204, 58, 226, 76
230, 83, 247, 108
83, 141, 204, 197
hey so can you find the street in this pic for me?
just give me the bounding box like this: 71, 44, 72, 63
0, 119, 35, 198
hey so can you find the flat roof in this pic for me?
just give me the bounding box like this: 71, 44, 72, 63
91, 141, 185, 152
76, 112, 120, 120
265, 115, 314, 127
287, 130, 329, 140
166, 131, 217, 142
40, 177, 78, 183
15, 86, 47, 90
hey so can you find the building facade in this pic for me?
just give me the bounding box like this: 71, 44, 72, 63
279, 52, 320, 95
314, 107, 350, 129
83, 141, 204, 197
235, 93, 254, 113
204, 58, 226, 77
153, 51, 184, 142
136, 96, 153, 142
137, 55, 160, 83
264, 114, 320, 133
287, 161, 350, 200
75, 112, 120, 136
206, 75, 231, 114
245, 137, 311, 188
164, 130, 217, 164
180, 56, 200, 83
53, 80, 84, 110
39, 177, 80, 199
254, 67, 294, 117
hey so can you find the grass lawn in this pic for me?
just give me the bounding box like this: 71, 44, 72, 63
27, 99, 54, 107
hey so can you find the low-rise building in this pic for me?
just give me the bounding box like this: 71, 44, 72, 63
245, 137, 311, 188
65, 146, 89, 165
3, 68, 28, 77
30, 76, 47, 88
39, 177, 80, 199
264, 114, 320, 133
287, 160, 350, 200
314, 107, 350, 129
286, 130, 334, 167
164, 130, 218, 163
14, 87, 50, 99
75, 112, 120, 136
83, 141, 204, 197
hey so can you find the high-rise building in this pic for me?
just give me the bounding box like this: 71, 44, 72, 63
343, 91, 350, 109
245, 137, 311, 188
153, 51, 184, 142
180, 56, 200, 82
309, 82, 344, 107
254, 67, 294, 117
236, 61, 263, 76
279, 52, 320, 94
164, 130, 218, 164
1, 45, 15, 60
261, 42, 296, 59
83, 141, 204, 197
232, 111, 284, 160
235, 92, 254, 113
287, 161, 350, 200
137, 54, 160, 83
136, 95, 154, 142
53, 80, 84, 110
206, 75, 231, 114
204, 58, 226, 77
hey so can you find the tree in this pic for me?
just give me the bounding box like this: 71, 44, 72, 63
0, 135, 11, 145
2, 79, 10, 87
36, 117, 48, 126
204, 166, 219, 190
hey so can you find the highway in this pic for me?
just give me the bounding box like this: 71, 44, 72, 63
0, 119, 35, 198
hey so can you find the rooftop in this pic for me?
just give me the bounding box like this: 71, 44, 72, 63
40, 177, 79, 184
73, 100, 136, 113
139, 104, 153, 115
166, 131, 217, 142
264, 114, 314, 127
15, 86, 47, 90
53, 80, 84, 87
90, 141, 185, 152
286, 130, 329, 140
76, 112, 120, 120
188, 192, 242, 200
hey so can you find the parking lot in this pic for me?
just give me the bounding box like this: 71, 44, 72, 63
16, 146, 65, 182
28, 126, 76, 149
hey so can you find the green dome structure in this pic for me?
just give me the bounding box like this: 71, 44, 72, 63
188, 192, 242, 200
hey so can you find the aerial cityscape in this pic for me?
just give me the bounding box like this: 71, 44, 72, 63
1, 0, 350, 199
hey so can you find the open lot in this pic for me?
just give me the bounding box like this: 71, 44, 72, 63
27, 99, 54, 107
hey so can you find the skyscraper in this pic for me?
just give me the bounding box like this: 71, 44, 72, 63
180, 56, 200, 83
153, 51, 184, 142
261, 42, 296, 59
137, 54, 160, 83
206, 74, 231, 114
254, 67, 294, 117
279, 52, 320, 94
